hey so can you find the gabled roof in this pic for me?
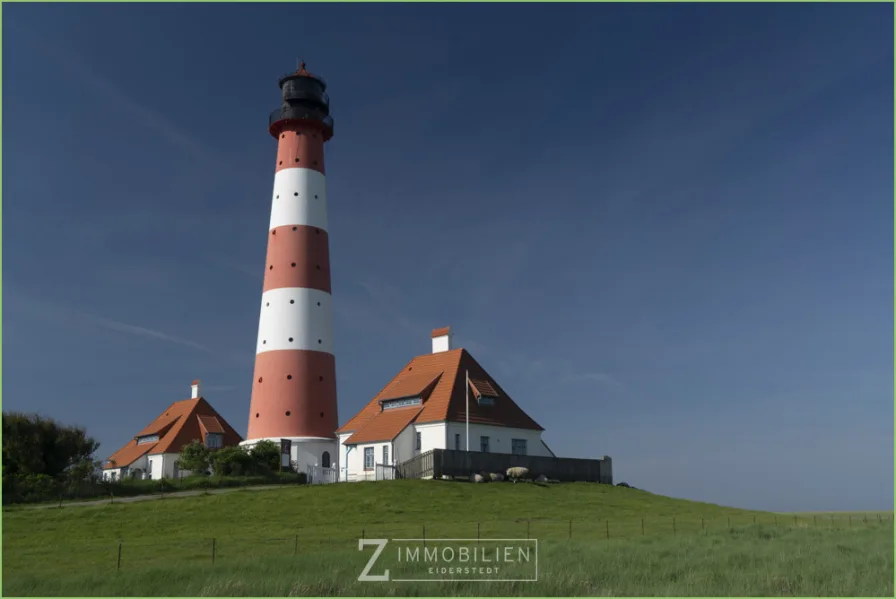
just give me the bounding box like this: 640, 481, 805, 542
345, 406, 423, 444
337, 348, 543, 445
104, 397, 243, 469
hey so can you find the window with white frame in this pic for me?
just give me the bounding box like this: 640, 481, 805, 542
382, 397, 422, 410
364, 447, 374, 470
136, 435, 159, 445
205, 433, 223, 449
382, 445, 389, 465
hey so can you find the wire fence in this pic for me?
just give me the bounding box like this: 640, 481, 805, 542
62, 513, 894, 573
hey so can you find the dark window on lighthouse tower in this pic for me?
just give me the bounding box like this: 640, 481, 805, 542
322, 451, 331, 468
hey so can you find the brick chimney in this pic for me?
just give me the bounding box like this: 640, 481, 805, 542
431, 327, 453, 354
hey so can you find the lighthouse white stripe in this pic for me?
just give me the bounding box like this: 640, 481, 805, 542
270, 168, 328, 231
256, 287, 334, 354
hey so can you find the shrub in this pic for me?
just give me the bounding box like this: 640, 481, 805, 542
211, 446, 255, 476
249, 440, 281, 473
179, 440, 211, 475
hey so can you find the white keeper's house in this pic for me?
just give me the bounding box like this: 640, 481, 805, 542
102, 380, 243, 481
336, 327, 554, 482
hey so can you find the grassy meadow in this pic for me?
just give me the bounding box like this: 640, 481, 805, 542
2, 480, 892, 596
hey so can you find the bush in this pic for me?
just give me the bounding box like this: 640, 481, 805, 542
179, 440, 211, 475
211, 446, 255, 476
249, 440, 281, 473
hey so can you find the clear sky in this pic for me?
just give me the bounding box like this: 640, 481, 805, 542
3, 3, 892, 512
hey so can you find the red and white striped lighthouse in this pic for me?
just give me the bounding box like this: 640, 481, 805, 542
243, 62, 338, 473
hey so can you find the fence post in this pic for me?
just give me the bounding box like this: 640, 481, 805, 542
527, 519, 530, 540
727, 516, 730, 528
568, 519, 572, 540
117, 542, 122, 571
477, 522, 480, 540
212, 538, 216, 564
752, 515, 756, 525
294, 535, 298, 556
605, 519, 609, 539
701, 517, 704, 532
672, 517, 676, 536
813, 515, 816, 527
423, 524, 426, 549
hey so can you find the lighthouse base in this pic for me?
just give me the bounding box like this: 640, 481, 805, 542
240, 436, 338, 476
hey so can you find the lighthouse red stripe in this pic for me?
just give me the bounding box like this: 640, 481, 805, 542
247, 350, 338, 439
262, 225, 332, 293
275, 125, 326, 175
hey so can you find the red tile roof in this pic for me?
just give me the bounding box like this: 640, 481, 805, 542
379, 372, 442, 402
104, 397, 243, 469
337, 348, 543, 444
431, 327, 451, 338
197, 415, 225, 434
345, 406, 423, 444
469, 378, 498, 398
103, 441, 156, 470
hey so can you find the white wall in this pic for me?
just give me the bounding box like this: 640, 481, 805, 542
338, 433, 361, 481
147, 455, 164, 480
444, 422, 553, 457
338, 421, 552, 482
414, 422, 445, 455
241, 437, 338, 474
102, 468, 123, 481
392, 426, 415, 465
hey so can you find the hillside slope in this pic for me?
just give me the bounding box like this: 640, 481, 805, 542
4, 479, 770, 577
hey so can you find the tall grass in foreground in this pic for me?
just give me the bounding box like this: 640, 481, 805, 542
4, 523, 892, 596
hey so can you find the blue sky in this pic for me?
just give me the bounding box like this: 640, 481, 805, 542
3, 3, 892, 512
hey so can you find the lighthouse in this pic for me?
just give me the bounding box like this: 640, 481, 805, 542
243, 62, 339, 475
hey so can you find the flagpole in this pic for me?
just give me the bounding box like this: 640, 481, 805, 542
465, 370, 470, 451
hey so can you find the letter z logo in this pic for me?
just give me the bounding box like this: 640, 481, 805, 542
358, 539, 389, 581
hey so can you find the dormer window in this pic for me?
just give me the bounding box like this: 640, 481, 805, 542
469, 378, 498, 407
381, 397, 422, 410
205, 433, 223, 449
136, 434, 159, 445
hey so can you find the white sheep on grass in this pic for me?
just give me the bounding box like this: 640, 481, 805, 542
505, 467, 530, 483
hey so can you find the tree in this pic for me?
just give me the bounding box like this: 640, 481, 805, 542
178, 440, 211, 476
2, 412, 99, 479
